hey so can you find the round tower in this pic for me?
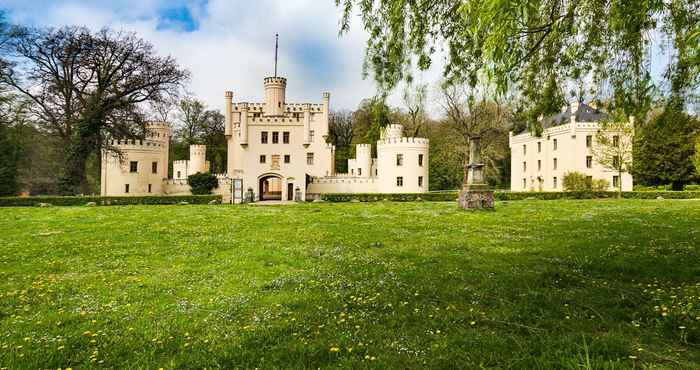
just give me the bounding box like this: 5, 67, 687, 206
355, 144, 372, 177
381, 124, 404, 140
377, 129, 429, 193
145, 121, 170, 179
263, 77, 287, 116
189, 144, 207, 175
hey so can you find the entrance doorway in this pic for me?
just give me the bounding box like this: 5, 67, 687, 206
287, 183, 294, 201
259, 175, 282, 201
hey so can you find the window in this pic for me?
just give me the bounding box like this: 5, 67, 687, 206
271, 154, 280, 170
553, 139, 558, 150
586, 156, 593, 168
278, 101, 281, 108
125, 184, 130, 193
613, 175, 620, 188
309, 130, 315, 143
272, 131, 279, 144
177, 171, 181, 179
283, 131, 290, 144
259, 155, 266, 163
523, 178, 527, 189
586, 135, 592, 147
523, 144, 527, 155
553, 158, 558, 170
613, 155, 620, 168
284, 154, 290, 164
129, 161, 138, 173
523, 162, 527, 171
151, 161, 158, 174
307, 152, 314, 165
148, 184, 152, 193
396, 154, 404, 166
396, 176, 403, 187
261, 131, 268, 144
375, 169, 378, 176
537, 160, 541, 171
418, 154, 424, 167
613, 135, 620, 147
553, 177, 558, 189
351, 169, 354, 175
418, 176, 423, 187
358, 168, 362, 176
537, 141, 541, 153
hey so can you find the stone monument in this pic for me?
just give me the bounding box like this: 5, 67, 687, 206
458, 137, 494, 209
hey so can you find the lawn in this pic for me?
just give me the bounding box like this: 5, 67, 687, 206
0, 200, 698, 369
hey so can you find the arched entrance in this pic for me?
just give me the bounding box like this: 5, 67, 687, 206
259, 174, 283, 201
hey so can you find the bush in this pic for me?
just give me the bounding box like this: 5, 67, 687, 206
592, 179, 610, 192
315, 191, 700, 203
562, 171, 592, 192
188, 172, 219, 195
0, 195, 222, 207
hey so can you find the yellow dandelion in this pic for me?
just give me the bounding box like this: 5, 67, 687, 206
329, 347, 340, 352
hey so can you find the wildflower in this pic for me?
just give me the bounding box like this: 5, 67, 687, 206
329, 347, 340, 352
469, 321, 476, 326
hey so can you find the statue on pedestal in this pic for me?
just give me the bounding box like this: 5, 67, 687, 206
458, 137, 494, 209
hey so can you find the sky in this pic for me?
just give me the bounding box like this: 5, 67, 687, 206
1, 0, 446, 115
2, 1, 680, 117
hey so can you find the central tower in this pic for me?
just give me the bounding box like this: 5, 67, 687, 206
263, 76, 286, 116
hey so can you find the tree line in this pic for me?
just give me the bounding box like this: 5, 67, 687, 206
0, 14, 226, 196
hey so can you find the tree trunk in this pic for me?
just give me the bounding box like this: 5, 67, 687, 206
58, 108, 104, 195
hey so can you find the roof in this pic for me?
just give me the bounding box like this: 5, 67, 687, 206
542, 102, 608, 129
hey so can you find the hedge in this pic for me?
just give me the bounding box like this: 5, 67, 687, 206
314, 191, 700, 202
0, 195, 222, 207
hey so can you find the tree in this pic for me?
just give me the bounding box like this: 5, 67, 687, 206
336, 1, 698, 127
633, 108, 700, 190
402, 82, 427, 137
1, 26, 189, 194
200, 110, 226, 174
425, 120, 463, 190
329, 109, 354, 173
438, 82, 509, 187
188, 172, 218, 195
591, 119, 634, 194
176, 96, 206, 144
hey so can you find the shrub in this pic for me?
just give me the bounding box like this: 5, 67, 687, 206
315, 191, 700, 202
0, 195, 222, 207
562, 171, 592, 192
188, 172, 219, 195
592, 179, 610, 192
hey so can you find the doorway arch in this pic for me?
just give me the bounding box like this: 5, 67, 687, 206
258, 174, 283, 201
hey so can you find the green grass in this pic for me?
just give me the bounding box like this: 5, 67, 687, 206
1, 200, 699, 369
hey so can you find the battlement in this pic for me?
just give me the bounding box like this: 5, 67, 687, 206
146, 121, 169, 129
377, 137, 429, 146
322, 92, 330, 99
108, 139, 166, 150
225, 91, 233, 98
264, 76, 287, 85
173, 160, 188, 165
356, 143, 372, 149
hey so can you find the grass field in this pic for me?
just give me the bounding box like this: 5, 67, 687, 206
1, 200, 699, 369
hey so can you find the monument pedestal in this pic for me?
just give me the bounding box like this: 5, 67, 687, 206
458, 136, 494, 210
458, 184, 494, 210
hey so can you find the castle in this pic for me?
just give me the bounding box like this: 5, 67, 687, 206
509, 101, 633, 192
101, 75, 429, 202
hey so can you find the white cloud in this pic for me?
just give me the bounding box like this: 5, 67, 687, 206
3, 0, 447, 117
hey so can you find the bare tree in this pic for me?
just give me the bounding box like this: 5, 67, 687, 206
328, 109, 354, 148
402, 82, 427, 137
1, 26, 189, 194
591, 119, 634, 195
176, 96, 207, 144
439, 82, 509, 187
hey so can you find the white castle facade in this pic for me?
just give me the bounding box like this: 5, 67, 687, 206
100, 74, 429, 201
509, 101, 633, 192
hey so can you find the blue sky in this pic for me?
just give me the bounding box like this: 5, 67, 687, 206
1, 0, 410, 113
1, 1, 677, 116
